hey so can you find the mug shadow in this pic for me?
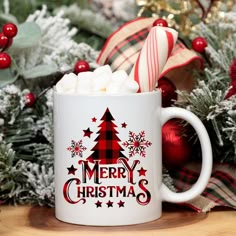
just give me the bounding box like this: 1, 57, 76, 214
28, 203, 207, 232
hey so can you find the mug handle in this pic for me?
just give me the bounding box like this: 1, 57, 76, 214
160, 107, 212, 203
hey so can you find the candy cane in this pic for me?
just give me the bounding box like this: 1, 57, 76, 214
129, 26, 178, 92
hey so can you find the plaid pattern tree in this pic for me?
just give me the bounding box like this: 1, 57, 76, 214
87, 108, 128, 164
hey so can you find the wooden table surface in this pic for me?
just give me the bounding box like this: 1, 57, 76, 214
0, 205, 235, 236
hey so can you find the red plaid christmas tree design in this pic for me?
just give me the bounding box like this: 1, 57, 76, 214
87, 108, 127, 164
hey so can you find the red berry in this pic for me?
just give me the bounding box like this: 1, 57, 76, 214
0, 52, 11, 69
24, 92, 36, 107
0, 32, 13, 49
153, 18, 168, 27
74, 60, 90, 74
2, 23, 18, 38
192, 37, 207, 53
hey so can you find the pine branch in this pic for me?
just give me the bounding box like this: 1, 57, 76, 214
0, 84, 54, 206
176, 13, 236, 164
57, 4, 113, 39
15, 160, 54, 206
0, 143, 25, 204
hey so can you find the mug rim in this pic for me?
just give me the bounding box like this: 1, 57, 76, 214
53, 87, 161, 97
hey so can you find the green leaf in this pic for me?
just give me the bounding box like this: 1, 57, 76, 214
0, 13, 18, 24
22, 64, 58, 79
11, 22, 42, 49
0, 69, 17, 88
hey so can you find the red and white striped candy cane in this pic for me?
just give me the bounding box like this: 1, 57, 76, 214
129, 26, 178, 92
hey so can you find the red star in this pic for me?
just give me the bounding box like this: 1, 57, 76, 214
67, 165, 77, 175
121, 122, 127, 128
95, 200, 102, 208
106, 200, 113, 208
138, 167, 147, 176
92, 117, 97, 122
83, 128, 93, 138
117, 200, 125, 208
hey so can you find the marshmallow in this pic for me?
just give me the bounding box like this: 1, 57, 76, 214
111, 70, 128, 81
106, 70, 128, 94
56, 73, 78, 94
92, 71, 112, 93
94, 65, 112, 76
76, 72, 93, 94
106, 81, 123, 94
76, 79, 92, 94
55, 64, 140, 95
77, 71, 93, 80
120, 79, 139, 93
92, 65, 113, 93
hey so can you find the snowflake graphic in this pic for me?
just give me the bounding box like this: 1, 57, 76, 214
122, 131, 152, 158
67, 140, 87, 158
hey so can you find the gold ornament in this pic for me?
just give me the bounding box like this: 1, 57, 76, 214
136, 0, 167, 17
136, 0, 236, 36
136, 0, 199, 35
204, 0, 235, 23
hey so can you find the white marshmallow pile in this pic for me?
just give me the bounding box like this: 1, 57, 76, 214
56, 65, 139, 94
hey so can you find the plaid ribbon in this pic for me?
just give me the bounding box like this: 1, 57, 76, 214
97, 17, 203, 88
171, 163, 236, 212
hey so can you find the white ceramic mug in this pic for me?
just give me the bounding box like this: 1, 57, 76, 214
54, 90, 212, 226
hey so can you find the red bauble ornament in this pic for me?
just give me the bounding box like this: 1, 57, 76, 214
162, 119, 191, 169
226, 59, 236, 99
0, 52, 11, 69
225, 87, 236, 99
192, 37, 207, 53
24, 92, 36, 107
157, 77, 177, 107
74, 60, 90, 74
2, 23, 18, 38
0, 32, 13, 49
153, 18, 168, 27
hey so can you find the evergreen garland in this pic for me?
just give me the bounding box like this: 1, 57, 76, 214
177, 13, 236, 164
0, 85, 54, 205
0, 143, 19, 203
